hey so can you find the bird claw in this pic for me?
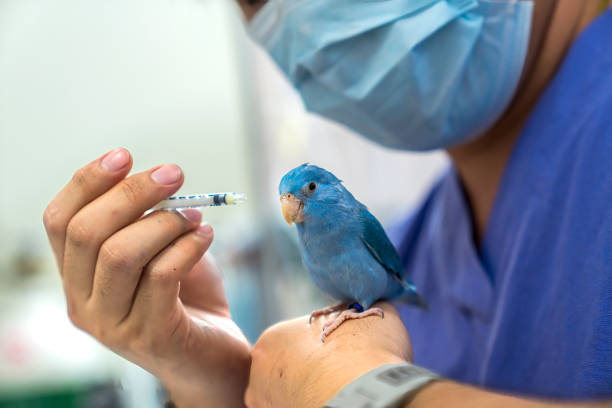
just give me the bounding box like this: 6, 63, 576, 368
319, 307, 385, 343
309, 303, 347, 324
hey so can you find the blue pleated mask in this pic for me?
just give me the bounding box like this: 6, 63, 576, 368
249, 0, 533, 151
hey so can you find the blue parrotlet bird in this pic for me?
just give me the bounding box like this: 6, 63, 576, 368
279, 164, 427, 342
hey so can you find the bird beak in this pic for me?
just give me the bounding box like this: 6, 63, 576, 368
280, 193, 304, 225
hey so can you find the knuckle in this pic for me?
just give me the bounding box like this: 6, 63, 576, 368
145, 257, 176, 283
91, 325, 112, 344
251, 335, 273, 362
66, 217, 96, 248
119, 178, 145, 205
260, 324, 279, 341
99, 242, 135, 272
71, 167, 95, 196
67, 309, 80, 327
66, 300, 84, 329
255, 321, 289, 349
71, 168, 86, 185
180, 233, 212, 261
43, 204, 64, 235
65, 300, 119, 347
193, 232, 213, 249
101, 322, 135, 348
152, 211, 183, 232
177, 238, 204, 258
147, 266, 175, 286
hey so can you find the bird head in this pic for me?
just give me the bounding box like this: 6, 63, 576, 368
278, 164, 343, 225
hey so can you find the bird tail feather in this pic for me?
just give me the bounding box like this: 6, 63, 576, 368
394, 277, 429, 310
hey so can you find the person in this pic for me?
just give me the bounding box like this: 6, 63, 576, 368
42, 0, 612, 407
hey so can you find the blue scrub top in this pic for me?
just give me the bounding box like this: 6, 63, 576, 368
390, 10, 612, 399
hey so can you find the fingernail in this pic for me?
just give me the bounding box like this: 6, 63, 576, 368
151, 164, 182, 185
196, 224, 212, 237
177, 208, 201, 224
101, 148, 130, 172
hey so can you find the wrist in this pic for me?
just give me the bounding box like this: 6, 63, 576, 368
159, 335, 251, 408
161, 356, 251, 408
326, 362, 440, 408
314, 354, 407, 407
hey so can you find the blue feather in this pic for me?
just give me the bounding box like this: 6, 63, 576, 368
279, 164, 427, 310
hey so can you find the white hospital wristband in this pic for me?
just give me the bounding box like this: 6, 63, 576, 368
324, 362, 440, 408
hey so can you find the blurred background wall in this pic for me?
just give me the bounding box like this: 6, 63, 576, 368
0, 0, 447, 406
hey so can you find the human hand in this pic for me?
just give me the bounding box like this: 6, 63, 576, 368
43, 148, 250, 408
245, 302, 412, 408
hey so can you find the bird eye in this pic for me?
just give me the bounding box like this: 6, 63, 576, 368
308, 182, 317, 192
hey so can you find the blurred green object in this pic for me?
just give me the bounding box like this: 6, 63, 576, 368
0, 383, 122, 408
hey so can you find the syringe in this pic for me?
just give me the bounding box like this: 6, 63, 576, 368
150, 192, 247, 211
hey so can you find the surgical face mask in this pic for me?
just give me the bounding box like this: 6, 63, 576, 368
249, 0, 533, 151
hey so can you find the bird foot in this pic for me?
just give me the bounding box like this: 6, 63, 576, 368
309, 303, 348, 324
320, 307, 385, 343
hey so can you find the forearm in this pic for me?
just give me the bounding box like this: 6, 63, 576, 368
407, 381, 612, 408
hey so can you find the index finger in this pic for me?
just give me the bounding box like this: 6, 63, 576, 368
43, 148, 132, 271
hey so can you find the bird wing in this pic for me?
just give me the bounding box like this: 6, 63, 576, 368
360, 208, 429, 310
359, 207, 403, 280
359, 207, 428, 308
